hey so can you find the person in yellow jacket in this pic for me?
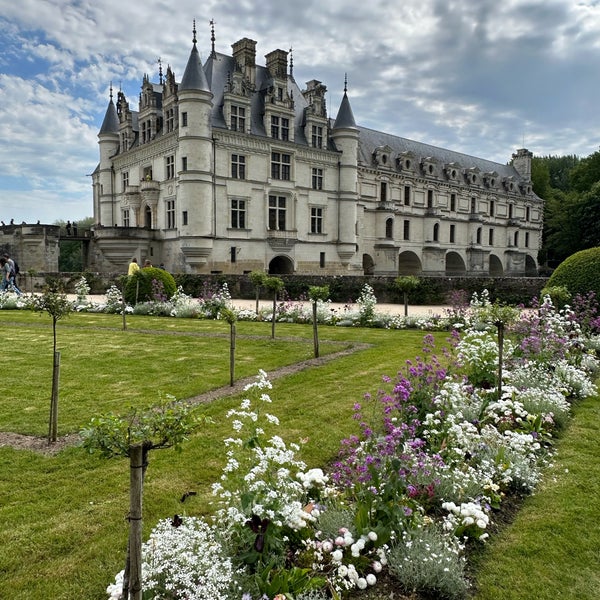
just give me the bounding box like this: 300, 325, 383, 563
128, 257, 140, 276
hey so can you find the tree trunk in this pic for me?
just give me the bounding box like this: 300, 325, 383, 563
48, 350, 60, 443
271, 294, 277, 339
312, 301, 319, 358
128, 445, 144, 600
229, 322, 236, 386
404, 292, 409, 317
497, 321, 504, 400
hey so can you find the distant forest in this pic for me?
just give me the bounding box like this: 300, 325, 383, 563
533, 151, 600, 272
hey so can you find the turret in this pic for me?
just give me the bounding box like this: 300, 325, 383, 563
512, 148, 533, 182
177, 22, 215, 242
96, 87, 119, 226
330, 79, 359, 265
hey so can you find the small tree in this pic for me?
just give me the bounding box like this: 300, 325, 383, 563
81, 398, 203, 600
31, 284, 73, 443
264, 276, 284, 339
220, 307, 238, 386
308, 285, 329, 358
249, 270, 268, 315
393, 275, 421, 316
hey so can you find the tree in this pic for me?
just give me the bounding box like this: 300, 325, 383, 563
393, 276, 421, 316
308, 285, 329, 358
264, 276, 284, 339
249, 270, 268, 315
81, 398, 203, 600
31, 284, 73, 443
220, 307, 238, 385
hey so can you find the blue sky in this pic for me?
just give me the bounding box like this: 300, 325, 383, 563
2, 0, 600, 224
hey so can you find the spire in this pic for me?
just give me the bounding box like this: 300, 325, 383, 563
210, 18, 216, 58
289, 46, 294, 80
99, 83, 119, 134
158, 57, 163, 85
333, 75, 357, 130
180, 20, 210, 92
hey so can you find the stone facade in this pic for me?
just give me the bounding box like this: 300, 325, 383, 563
89, 27, 543, 277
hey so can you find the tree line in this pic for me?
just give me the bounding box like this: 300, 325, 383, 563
532, 151, 600, 271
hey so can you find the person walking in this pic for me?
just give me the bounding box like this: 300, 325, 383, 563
66, 220, 72, 235
0, 256, 22, 295
128, 257, 140, 276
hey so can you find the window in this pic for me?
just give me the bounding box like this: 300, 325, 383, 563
489, 228, 494, 245
320, 252, 325, 268
427, 189, 433, 208
310, 207, 323, 234
312, 168, 323, 190
271, 152, 291, 180
509, 203, 514, 219
271, 115, 280, 139
268, 195, 287, 230
232, 154, 246, 179
181, 112, 188, 127
181, 156, 188, 171
231, 199, 246, 229
122, 171, 129, 191
121, 132, 129, 152
450, 193, 456, 211
403, 219, 410, 240
381, 182, 388, 202
403, 186, 411, 206
525, 231, 530, 247
449, 224, 455, 243
311, 125, 323, 149
166, 199, 175, 229
385, 217, 393, 239
281, 117, 290, 141
166, 108, 175, 132
490, 200, 495, 216
470, 197, 477, 213
433, 223, 439, 242
166, 155, 175, 179
230, 105, 246, 132
230, 246, 237, 263
476, 227, 482, 244
526, 206, 531, 221
182, 211, 188, 226
514, 231, 519, 247
122, 209, 130, 227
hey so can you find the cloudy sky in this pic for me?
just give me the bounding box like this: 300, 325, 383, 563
1, 0, 599, 225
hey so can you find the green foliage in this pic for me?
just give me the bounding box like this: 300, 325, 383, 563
547, 247, 600, 297
539, 285, 572, 309
80, 395, 202, 458
124, 266, 176, 304
308, 285, 329, 302
264, 275, 285, 294
249, 270, 269, 288
393, 275, 421, 294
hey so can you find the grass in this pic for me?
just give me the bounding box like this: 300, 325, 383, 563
0, 309, 598, 599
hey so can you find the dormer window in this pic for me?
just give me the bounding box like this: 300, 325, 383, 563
484, 171, 498, 188
465, 167, 480, 185
374, 145, 392, 167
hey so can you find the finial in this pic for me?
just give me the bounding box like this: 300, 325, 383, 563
109, 81, 113, 100
289, 46, 294, 78
344, 73, 348, 94
210, 19, 216, 58
192, 19, 197, 45
158, 57, 163, 84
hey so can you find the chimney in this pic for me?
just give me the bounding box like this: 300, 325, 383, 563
232, 38, 257, 87
265, 49, 288, 80
512, 148, 533, 182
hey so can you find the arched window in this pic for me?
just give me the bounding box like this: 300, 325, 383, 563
433, 223, 439, 242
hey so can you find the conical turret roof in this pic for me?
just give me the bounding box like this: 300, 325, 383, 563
180, 42, 210, 92
333, 91, 357, 130
99, 98, 119, 134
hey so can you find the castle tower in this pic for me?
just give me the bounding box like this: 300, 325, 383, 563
177, 23, 215, 266
97, 87, 120, 226
330, 80, 359, 266
512, 148, 533, 182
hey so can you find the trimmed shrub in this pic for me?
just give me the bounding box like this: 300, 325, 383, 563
547, 247, 600, 298
124, 267, 176, 304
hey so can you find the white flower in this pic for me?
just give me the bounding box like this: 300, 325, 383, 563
366, 573, 377, 586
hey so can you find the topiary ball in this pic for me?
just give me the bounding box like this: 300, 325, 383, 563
124, 266, 176, 304
546, 247, 600, 298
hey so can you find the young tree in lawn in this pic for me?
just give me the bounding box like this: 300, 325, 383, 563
249, 270, 268, 315
264, 276, 284, 339
393, 275, 421, 317
220, 307, 238, 386
308, 285, 329, 358
31, 284, 73, 443
81, 398, 203, 600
